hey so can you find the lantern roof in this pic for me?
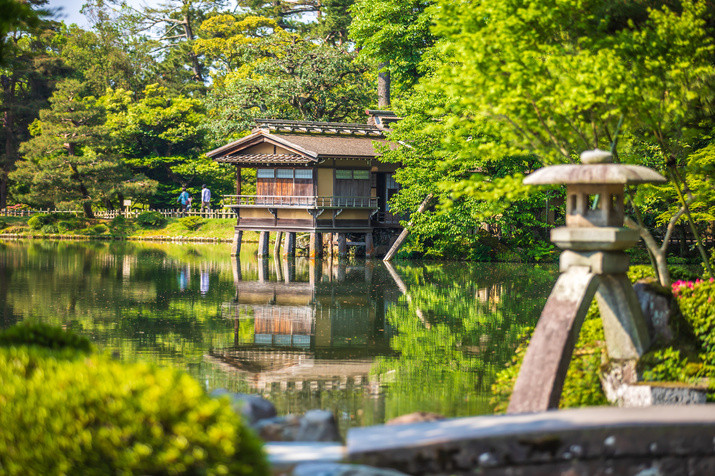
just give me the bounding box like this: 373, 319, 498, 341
524, 149, 667, 186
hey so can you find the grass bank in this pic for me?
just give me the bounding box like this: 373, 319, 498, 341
0, 213, 257, 243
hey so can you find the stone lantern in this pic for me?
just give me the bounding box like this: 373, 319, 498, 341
508, 149, 667, 414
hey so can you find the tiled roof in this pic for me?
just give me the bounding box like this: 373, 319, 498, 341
216, 153, 315, 165
273, 134, 386, 158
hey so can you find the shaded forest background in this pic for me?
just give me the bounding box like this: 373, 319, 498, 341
2, 0, 715, 271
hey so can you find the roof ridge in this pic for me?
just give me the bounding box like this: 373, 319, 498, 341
254, 119, 385, 137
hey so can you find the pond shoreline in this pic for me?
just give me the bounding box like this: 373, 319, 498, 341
0, 233, 235, 243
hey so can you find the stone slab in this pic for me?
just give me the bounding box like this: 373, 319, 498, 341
551, 227, 640, 251
347, 405, 715, 475
267, 442, 345, 472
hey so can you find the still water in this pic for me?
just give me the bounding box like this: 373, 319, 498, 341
0, 240, 556, 431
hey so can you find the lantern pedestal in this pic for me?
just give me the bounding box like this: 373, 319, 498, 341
507, 149, 666, 414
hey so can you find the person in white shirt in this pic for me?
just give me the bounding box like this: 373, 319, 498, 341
201, 184, 211, 210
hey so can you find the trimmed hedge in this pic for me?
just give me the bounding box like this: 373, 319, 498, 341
0, 326, 268, 475
0, 322, 92, 354
136, 211, 167, 228
179, 216, 204, 231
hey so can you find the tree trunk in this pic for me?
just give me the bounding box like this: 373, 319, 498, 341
182, 13, 203, 82
384, 194, 433, 261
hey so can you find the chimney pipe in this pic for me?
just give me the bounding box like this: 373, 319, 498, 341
378, 62, 391, 108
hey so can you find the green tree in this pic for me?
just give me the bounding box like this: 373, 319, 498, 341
350, 0, 434, 93
0, 0, 63, 208
105, 83, 230, 207
13, 79, 126, 217
421, 0, 715, 279
204, 28, 373, 140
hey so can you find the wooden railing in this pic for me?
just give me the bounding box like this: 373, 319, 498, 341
0, 208, 236, 219
222, 195, 378, 209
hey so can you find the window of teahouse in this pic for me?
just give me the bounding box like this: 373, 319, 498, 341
256, 168, 314, 197
295, 169, 312, 179
335, 169, 371, 197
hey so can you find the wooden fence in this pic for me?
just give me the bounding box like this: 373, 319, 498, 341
0, 208, 236, 220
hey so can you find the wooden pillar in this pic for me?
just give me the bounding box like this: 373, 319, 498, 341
236, 166, 242, 195
337, 233, 347, 258
283, 232, 296, 258
273, 231, 283, 258
365, 232, 375, 259
258, 231, 270, 258
231, 229, 243, 256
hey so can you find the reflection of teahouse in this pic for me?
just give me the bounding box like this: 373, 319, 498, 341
209, 260, 398, 392
206, 111, 402, 259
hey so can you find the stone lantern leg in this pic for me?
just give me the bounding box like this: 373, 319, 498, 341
507, 150, 666, 414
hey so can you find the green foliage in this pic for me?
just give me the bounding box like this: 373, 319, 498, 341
104, 84, 227, 208
136, 211, 167, 228
40, 224, 57, 234
27, 213, 53, 230
675, 279, 715, 366
0, 344, 269, 475
179, 216, 205, 231
638, 348, 697, 383
0, 219, 6, 230
82, 223, 108, 235
350, 0, 435, 92
12, 79, 129, 217
0, 322, 93, 354
203, 25, 373, 139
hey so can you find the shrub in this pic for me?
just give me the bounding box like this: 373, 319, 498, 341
178, 216, 204, 231
110, 215, 126, 227
84, 224, 108, 235
0, 322, 92, 354
0, 219, 6, 230
136, 211, 167, 228
27, 213, 54, 230
674, 278, 715, 365
0, 330, 268, 475
40, 224, 58, 234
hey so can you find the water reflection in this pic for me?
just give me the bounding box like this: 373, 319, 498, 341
209, 258, 398, 396
0, 241, 556, 431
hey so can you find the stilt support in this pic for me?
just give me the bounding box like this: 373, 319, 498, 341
283, 232, 296, 258
365, 232, 375, 258
231, 229, 243, 257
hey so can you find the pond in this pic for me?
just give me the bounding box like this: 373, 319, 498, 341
0, 240, 556, 432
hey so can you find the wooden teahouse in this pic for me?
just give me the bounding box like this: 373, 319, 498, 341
206, 111, 402, 258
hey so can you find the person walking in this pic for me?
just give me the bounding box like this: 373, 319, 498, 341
201, 184, 211, 211
177, 186, 190, 214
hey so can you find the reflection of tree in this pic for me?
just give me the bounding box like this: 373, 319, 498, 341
374, 263, 555, 419
0, 241, 237, 369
